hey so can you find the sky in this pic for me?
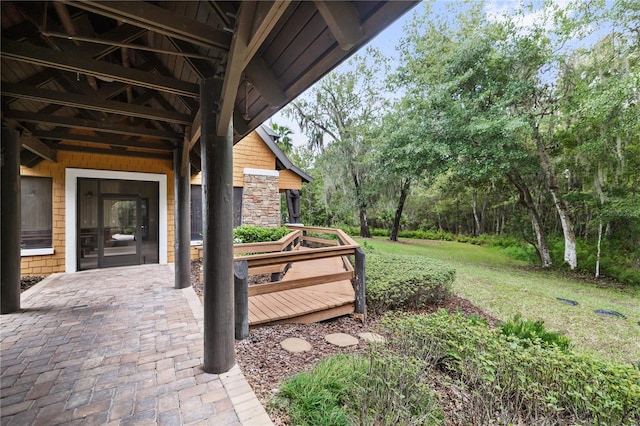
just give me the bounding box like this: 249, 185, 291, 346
267, 0, 611, 148
268, 1, 426, 147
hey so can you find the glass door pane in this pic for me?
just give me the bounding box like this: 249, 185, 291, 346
100, 197, 140, 267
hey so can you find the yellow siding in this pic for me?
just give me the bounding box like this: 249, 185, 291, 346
20, 151, 174, 276
279, 169, 302, 191
233, 132, 275, 186
191, 130, 305, 191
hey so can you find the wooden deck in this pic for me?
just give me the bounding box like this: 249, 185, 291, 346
247, 254, 356, 326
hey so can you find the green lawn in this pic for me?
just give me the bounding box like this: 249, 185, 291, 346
356, 237, 640, 365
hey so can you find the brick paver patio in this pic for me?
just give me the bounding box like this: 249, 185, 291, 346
0, 264, 272, 425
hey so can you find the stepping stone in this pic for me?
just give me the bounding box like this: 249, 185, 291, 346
593, 309, 627, 319
325, 333, 358, 347
556, 297, 579, 306
358, 332, 386, 344
280, 337, 312, 353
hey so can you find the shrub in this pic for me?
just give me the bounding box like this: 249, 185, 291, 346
365, 252, 455, 313
500, 314, 572, 350
383, 310, 640, 425
233, 225, 290, 244
277, 352, 442, 426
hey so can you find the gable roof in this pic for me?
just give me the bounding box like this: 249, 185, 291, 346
1, 1, 417, 171
255, 125, 312, 184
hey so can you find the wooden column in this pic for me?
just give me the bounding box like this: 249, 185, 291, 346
174, 130, 191, 289
201, 77, 235, 373
234, 260, 249, 340
354, 247, 366, 320
1, 127, 22, 314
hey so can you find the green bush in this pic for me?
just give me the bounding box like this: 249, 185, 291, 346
233, 225, 290, 244
276, 352, 442, 426
278, 355, 360, 426
500, 314, 572, 350
383, 310, 640, 425
365, 252, 455, 313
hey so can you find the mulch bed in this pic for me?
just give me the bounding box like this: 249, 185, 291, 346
190, 259, 500, 424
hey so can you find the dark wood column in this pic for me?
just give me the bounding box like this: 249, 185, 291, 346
201, 77, 235, 373
174, 130, 191, 289
1, 127, 22, 314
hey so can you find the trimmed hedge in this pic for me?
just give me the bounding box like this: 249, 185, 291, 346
365, 252, 455, 313
233, 225, 290, 244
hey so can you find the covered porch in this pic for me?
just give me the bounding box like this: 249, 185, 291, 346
1, 0, 418, 375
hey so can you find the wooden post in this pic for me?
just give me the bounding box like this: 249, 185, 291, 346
201, 77, 235, 373
234, 260, 249, 340
1, 127, 22, 314
354, 247, 366, 320
174, 129, 191, 289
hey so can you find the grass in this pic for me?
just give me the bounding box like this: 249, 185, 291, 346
356, 237, 640, 365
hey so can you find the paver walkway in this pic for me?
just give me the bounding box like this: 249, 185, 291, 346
0, 264, 272, 425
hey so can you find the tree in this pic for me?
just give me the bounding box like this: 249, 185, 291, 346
286, 49, 388, 237
373, 98, 449, 241
270, 122, 294, 155
394, 2, 555, 266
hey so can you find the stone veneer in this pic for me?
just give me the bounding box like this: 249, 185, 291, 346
242, 168, 281, 227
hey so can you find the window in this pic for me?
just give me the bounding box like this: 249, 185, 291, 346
21, 176, 53, 250
190, 185, 202, 241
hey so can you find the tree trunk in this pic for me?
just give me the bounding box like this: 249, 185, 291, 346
353, 172, 371, 238
471, 189, 481, 236
390, 178, 411, 242
534, 128, 577, 269
595, 219, 603, 279
507, 171, 552, 268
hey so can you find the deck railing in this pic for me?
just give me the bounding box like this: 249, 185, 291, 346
233, 225, 366, 339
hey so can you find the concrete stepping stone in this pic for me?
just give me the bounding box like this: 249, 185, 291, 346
281, 337, 312, 353
358, 332, 386, 344
325, 333, 359, 347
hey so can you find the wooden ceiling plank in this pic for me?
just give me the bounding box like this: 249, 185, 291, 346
2, 110, 182, 142
2, 83, 192, 125
314, 1, 364, 51
67, 1, 231, 50
167, 37, 218, 79
32, 129, 173, 150
136, 51, 199, 113
1, 39, 199, 98
242, 1, 292, 69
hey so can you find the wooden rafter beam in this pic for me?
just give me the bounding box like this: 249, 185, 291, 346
1, 39, 199, 98
2, 110, 182, 142
21, 133, 57, 163
217, 1, 290, 136
245, 56, 287, 109
167, 37, 218, 80
32, 129, 173, 151
66, 1, 231, 50
1, 83, 192, 125
54, 143, 172, 160
314, 1, 364, 51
